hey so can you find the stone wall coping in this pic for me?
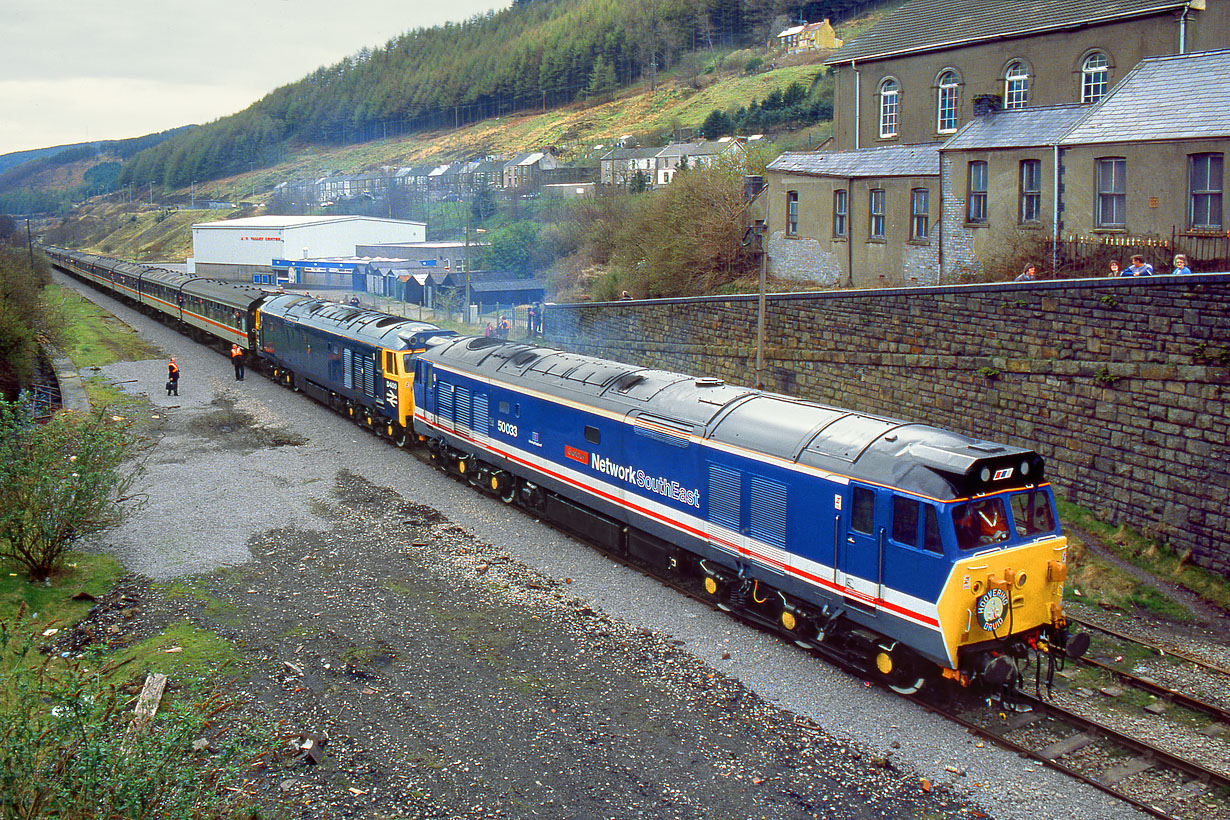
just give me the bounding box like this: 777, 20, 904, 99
567, 271, 1230, 309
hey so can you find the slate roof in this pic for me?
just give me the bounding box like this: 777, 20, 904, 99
1061, 50, 1230, 144
826, 0, 1193, 64
768, 143, 942, 178
941, 105, 1089, 150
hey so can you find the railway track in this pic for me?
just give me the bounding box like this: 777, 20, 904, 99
66, 272, 1229, 820
914, 691, 1230, 820
1070, 615, 1230, 678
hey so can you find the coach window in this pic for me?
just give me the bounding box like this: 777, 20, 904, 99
851, 486, 875, 534
585, 425, 601, 445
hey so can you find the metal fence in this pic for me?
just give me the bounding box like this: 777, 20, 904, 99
1051, 228, 1230, 277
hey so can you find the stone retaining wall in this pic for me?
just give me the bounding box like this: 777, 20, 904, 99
544, 274, 1230, 576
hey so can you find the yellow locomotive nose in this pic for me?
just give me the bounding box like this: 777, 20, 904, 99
936, 536, 1068, 668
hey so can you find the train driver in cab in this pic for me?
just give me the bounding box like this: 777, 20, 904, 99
957, 497, 1010, 548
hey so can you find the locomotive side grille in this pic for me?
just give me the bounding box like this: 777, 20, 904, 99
437, 382, 454, 422
362, 355, 375, 396
456, 385, 473, 430
708, 464, 741, 531
343, 349, 354, 389
749, 477, 788, 548
472, 392, 489, 434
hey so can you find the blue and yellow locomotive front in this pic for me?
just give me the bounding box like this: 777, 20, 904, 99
412, 338, 1074, 693
257, 294, 454, 440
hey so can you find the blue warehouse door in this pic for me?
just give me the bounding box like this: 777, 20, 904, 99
840, 483, 883, 613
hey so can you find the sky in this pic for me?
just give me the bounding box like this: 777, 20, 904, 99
0, 0, 510, 157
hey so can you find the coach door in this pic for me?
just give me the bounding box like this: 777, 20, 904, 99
840, 483, 884, 613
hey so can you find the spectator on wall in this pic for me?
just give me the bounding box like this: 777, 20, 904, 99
1124, 254, 1153, 276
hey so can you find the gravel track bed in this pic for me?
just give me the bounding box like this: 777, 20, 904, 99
59, 273, 1157, 820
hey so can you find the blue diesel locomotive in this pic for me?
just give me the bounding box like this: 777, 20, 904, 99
47, 245, 1084, 693
413, 336, 1082, 693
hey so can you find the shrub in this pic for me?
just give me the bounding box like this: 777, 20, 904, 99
0, 398, 148, 581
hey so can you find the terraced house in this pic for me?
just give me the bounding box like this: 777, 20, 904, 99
762, 0, 1230, 286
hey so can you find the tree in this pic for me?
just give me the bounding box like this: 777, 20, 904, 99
480, 221, 542, 276
609, 159, 754, 297
586, 55, 618, 100
0, 247, 53, 401
701, 109, 734, 139
471, 187, 497, 222
0, 398, 146, 580
630, 169, 649, 194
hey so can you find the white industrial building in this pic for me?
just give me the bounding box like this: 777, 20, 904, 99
189, 215, 427, 282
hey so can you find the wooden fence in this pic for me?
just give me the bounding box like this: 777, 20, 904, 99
1051, 228, 1230, 277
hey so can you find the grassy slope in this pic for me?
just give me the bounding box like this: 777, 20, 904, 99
49, 56, 828, 262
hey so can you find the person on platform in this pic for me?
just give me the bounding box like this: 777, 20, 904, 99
231, 344, 245, 381
167, 358, 180, 396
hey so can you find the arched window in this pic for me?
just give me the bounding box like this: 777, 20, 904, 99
879, 78, 899, 138
1081, 52, 1109, 104
1005, 62, 1029, 109
937, 71, 960, 132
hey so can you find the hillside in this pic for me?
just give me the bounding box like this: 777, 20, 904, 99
44, 54, 832, 263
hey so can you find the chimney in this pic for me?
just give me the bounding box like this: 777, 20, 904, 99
973, 94, 1003, 116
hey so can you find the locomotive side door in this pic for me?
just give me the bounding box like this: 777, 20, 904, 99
840, 482, 884, 614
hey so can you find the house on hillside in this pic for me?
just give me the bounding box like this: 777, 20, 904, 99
599, 146, 660, 187
758, 0, 1229, 285
823, 0, 1228, 150
502, 151, 560, 191
764, 143, 941, 287
655, 139, 747, 185
777, 20, 842, 55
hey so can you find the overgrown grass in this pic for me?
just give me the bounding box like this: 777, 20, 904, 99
108, 621, 244, 681
1060, 501, 1230, 614
44, 282, 159, 367
0, 553, 126, 628
1062, 529, 1192, 620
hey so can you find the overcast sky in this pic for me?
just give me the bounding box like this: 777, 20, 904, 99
0, 0, 510, 157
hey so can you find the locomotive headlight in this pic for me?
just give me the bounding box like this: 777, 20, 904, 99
979, 467, 991, 482
1019, 459, 1031, 477
1015, 570, 1028, 588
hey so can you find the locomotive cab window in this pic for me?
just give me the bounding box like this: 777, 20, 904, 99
851, 486, 875, 535
1011, 490, 1056, 537
891, 497, 944, 555
385, 351, 398, 375
955, 497, 1010, 550
584, 425, 601, 445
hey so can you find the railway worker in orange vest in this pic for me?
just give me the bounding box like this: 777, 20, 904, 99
167, 358, 179, 396
231, 344, 245, 381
